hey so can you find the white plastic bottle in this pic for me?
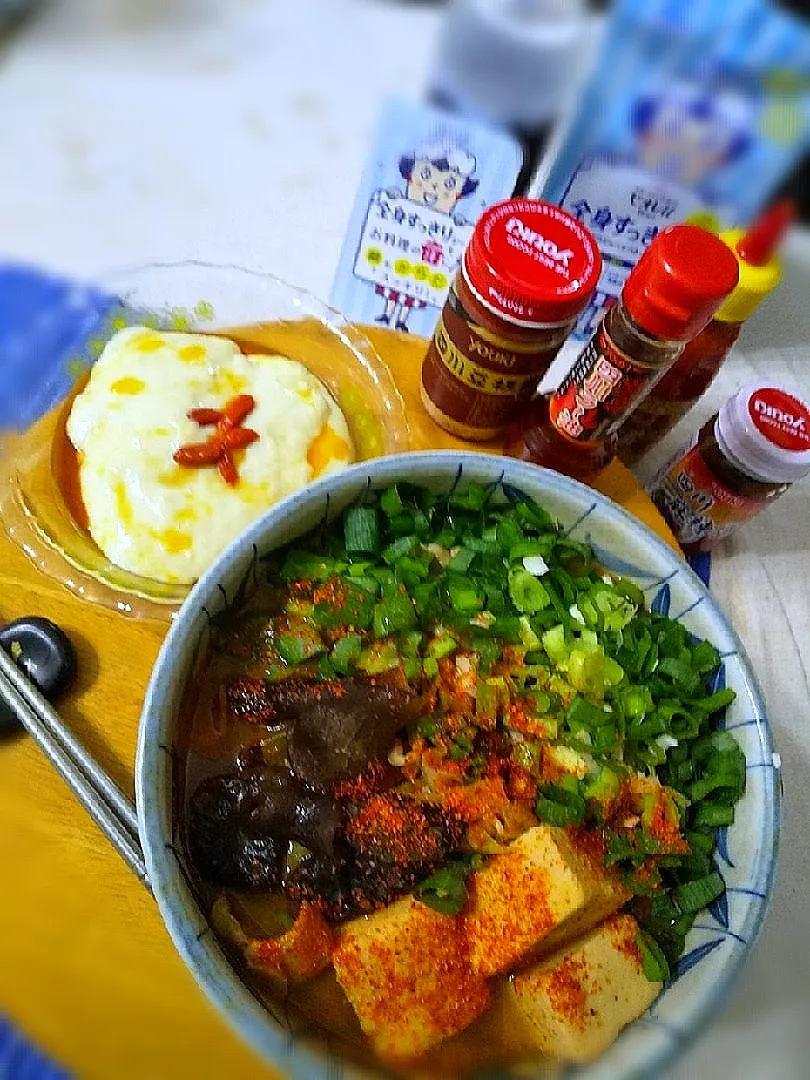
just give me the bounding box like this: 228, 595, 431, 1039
428, 0, 589, 192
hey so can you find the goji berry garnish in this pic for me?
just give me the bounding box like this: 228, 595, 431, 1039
186, 407, 224, 426
173, 394, 259, 486
222, 394, 256, 429
173, 441, 223, 467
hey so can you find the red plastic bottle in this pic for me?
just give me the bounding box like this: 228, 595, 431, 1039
503, 224, 741, 481
618, 200, 794, 468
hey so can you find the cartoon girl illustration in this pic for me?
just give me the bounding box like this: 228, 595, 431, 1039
632, 82, 752, 194
373, 143, 479, 332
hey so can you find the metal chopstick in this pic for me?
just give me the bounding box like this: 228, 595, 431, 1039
0, 646, 151, 892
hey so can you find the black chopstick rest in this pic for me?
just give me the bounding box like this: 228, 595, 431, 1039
0, 617, 78, 736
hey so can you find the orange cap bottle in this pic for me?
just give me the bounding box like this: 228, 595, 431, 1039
504, 224, 741, 481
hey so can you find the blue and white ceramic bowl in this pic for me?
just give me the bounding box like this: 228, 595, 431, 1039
136, 451, 780, 1080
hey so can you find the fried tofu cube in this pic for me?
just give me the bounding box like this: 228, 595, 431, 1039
463, 825, 629, 977
333, 895, 491, 1061
504, 913, 662, 1063
245, 902, 335, 981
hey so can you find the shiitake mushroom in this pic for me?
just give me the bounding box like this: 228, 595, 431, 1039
223, 674, 418, 789
186, 766, 340, 889
283, 679, 419, 790
186, 773, 286, 890
187, 675, 431, 906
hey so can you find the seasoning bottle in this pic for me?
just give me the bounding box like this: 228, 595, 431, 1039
648, 384, 810, 552
502, 224, 741, 481
618, 201, 794, 468
420, 197, 601, 441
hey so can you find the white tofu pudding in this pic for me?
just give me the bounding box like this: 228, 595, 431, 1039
65, 326, 354, 585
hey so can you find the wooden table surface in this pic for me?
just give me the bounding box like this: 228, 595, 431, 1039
0, 327, 679, 1080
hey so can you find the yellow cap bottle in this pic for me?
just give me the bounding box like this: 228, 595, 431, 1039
714, 199, 793, 323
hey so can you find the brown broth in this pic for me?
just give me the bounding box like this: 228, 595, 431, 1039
173, 579, 560, 1080
50, 375, 91, 534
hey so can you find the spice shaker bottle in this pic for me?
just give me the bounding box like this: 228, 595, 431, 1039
420, 198, 601, 441
648, 384, 810, 552
618, 201, 794, 468
503, 224, 741, 481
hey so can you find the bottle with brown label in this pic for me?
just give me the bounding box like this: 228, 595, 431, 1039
648, 384, 810, 551
420, 197, 601, 441
503, 224, 741, 481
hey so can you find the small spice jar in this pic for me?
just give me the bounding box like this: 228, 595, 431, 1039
503, 224, 741, 481
648, 383, 810, 551
617, 200, 792, 468
420, 198, 601, 440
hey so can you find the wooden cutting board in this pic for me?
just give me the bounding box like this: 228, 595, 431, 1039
0, 327, 679, 1080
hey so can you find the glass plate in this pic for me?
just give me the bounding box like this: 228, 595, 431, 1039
0, 262, 410, 620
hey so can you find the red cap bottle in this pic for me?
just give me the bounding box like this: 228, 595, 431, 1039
649, 383, 810, 550
618, 200, 794, 468
504, 224, 740, 481
420, 198, 601, 441
622, 224, 742, 341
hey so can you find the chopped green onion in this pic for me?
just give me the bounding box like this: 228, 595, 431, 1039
446, 547, 478, 572
427, 633, 457, 660
422, 656, 439, 678
394, 556, 431, 585
344, 506, 380, 554
636, 929, 671, 983
379, 485, 404, 517
448, 732, 474, 760
279, 550, 337, 582
330, 633, 363, 674
415, 855, 483, 916
584, 767, 621, 806
357, 641, 400, 674
312, 581, 374, 631
508, 568, 551, 614
565, 696, 609, 731
673, 872, 725, 915
542, 623, 569, 664
413, 716, 439, 740
536, 796, 584, 827
449, 483, 489, 511
387, 512, 416, 537
382, 535, 418, 565
495, 518, 523, 553
692, 801, 735, 828
402, 657, 422, 681
372, 593, 417, 638
447, 576, 483, 613
276, 628, 325, 664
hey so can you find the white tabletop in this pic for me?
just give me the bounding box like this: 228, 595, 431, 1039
1, 2, 808, 1078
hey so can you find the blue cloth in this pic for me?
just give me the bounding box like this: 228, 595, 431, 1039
0, 262, 115, 1078
0, 1017, 69, 1080
0, 263, 116, 432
